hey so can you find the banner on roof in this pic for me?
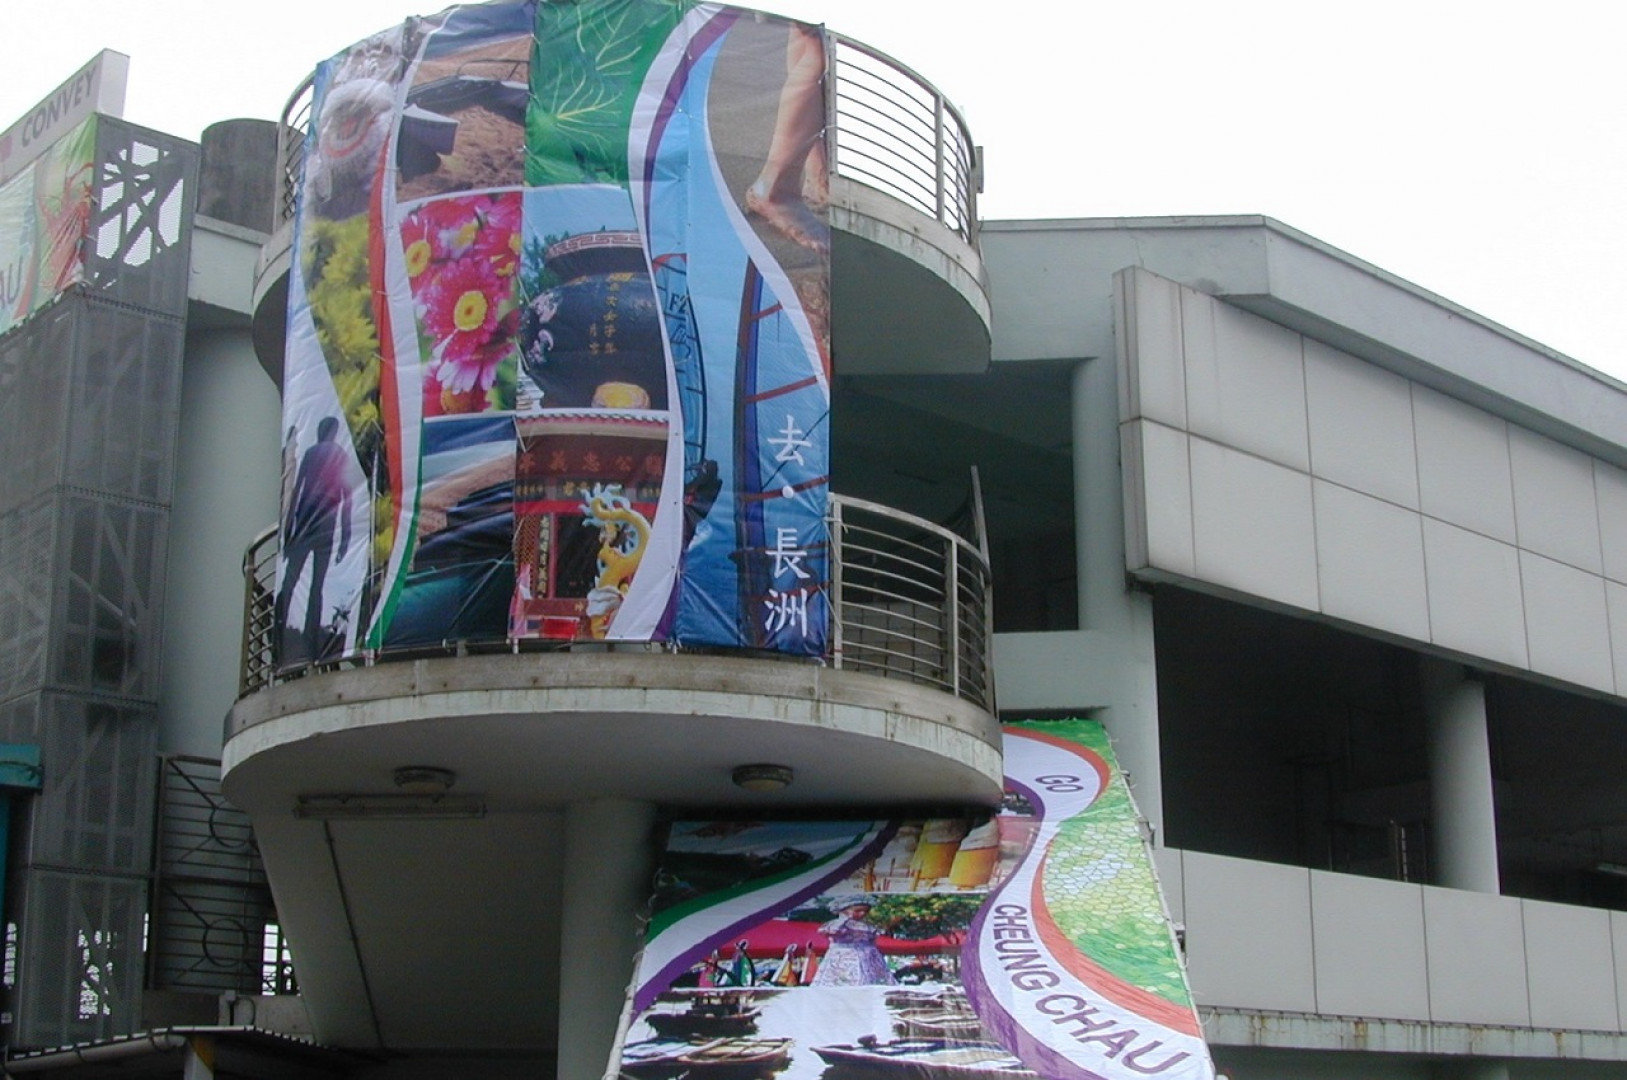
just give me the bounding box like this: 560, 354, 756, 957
0, 116, 94, 337
277, 0, 830, 671
620, 720, 1215, 1080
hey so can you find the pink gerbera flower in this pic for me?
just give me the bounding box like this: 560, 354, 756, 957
400, 210, 436, 279
414, 196, 480, 260
422, 255, 501, 345
473, 193, 523, 276
434, 337, 513, 396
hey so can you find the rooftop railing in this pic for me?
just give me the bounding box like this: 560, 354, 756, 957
240, 493, 995, 714
271, 29, 979, 242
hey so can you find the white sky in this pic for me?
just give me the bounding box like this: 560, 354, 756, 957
5, 0, 1623, 381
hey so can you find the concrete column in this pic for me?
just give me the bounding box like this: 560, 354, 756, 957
160, 327, 282, 757
1071, 356, 1164, 837
1072, 356, 1125, 633
1421, 659, 1500, 893
557, 798, 657, 1080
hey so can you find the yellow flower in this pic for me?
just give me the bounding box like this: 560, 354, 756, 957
405, 239, 432, 277
453, 289, 490, 333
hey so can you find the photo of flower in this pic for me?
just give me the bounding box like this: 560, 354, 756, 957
401, 191, 521, 415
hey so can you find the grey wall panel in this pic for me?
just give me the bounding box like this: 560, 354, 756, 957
1422, 885, 1531, 1026
1522, 898, 1619, 1032
1182, 850, 1316, 1012
1309, 869, 1430, 1021
1613, 911, 1627, 1032
66, 302, 182, 505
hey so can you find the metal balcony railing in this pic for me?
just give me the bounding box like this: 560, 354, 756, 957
240, 494, 994, 713
275, 74, 314, 228
826, 33, 979, 242
270, 28, 979, 241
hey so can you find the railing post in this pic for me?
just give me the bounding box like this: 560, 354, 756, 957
828, 499, 845, 669
933, 94, 947, 226
946, 538, 960, 699
239, 554, 254, 696
823, 32, 841, 185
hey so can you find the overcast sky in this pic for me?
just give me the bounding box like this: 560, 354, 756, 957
5, 0, 1622, 381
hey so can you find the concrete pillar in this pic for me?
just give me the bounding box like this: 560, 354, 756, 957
1071, 356, 1164, 837
160, 328, 282, 757
557, 798, 657, 1080
1421, 659, 1500, 893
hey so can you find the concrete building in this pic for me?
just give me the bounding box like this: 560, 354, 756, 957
4, 7, 1627, 1080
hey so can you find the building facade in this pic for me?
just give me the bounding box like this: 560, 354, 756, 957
4, 6, 1627, 1080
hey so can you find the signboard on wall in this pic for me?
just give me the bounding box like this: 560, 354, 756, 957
620, 720, 1217, 1080
278, 0, 831, 670
0, 50, 127, 186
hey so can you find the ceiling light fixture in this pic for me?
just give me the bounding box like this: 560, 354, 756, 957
392, 765, 457, 794
732, 763, 794, 792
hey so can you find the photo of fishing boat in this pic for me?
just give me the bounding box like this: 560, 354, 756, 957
888, 1006, 983, 1042
620, 1035, 793, 1079
644, 990, 765, 1038
811, 1038, 1037, 1080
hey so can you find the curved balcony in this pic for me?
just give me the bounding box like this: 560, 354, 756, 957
228, 492, 1000, 810
238, 493, 993, 714
250, 23, 989, 384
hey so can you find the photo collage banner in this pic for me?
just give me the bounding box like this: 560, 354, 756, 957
0, 116, 94, 337
279, 0, 830, 670
624, 720, 1216, 1080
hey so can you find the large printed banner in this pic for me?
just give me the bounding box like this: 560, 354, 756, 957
278, 0, 830, 669
622, 720, 1215, 1080
0, 117, 94, 337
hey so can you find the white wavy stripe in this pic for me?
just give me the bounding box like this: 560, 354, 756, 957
613, 5, 725, 641
979, 732, 1212, 1079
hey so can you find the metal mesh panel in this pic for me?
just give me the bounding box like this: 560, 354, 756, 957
55, 496, 168, 701
0, 497, 59, 703
10, 869, 146, 1049
85, 120, 197, 316
0, 306, 71, 515
40, 696, 157, 873
0, 693, 157, 874
148, 756, 276, 994
65, 301, 182, 505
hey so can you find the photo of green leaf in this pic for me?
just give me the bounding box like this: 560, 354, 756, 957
526, 0, 690, 186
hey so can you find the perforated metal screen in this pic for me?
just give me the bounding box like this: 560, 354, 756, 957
0, 119, 197, 1050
